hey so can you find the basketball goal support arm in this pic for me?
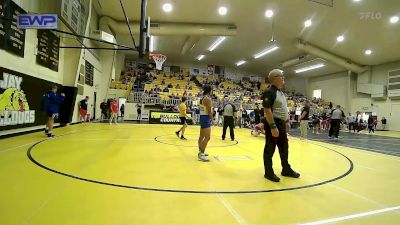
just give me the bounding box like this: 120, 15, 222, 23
119, 0, 138, 50
139, 0, 148, 58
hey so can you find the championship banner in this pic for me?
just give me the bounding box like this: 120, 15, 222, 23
149, 110, 193, 125
0, 67, 76, 131
0, 0, 27, 57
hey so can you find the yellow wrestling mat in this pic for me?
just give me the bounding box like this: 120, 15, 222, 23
0, 123, 399, 225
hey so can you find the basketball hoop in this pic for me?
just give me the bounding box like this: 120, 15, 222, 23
149, 54, 167, 70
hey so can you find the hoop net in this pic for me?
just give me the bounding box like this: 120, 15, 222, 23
149, 54, 167, 70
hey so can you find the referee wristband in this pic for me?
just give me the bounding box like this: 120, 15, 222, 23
270, 123, 277, 129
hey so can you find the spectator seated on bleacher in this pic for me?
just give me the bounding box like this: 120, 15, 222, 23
168, 83, 173, 88
153, 85, 161, 93
161, 79, 166, 85
163, 87, 169, 92
175, 84, 180, 89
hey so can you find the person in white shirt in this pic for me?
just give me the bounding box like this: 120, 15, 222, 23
347, 113, 356, 133
329, 105, 345, 139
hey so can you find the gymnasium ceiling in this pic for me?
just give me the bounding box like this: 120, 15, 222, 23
94, 0, 400, 77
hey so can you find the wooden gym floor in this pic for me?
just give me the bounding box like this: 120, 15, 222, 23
0, 123, 399, 225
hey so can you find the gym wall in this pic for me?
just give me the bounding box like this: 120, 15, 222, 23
287, 60, 400, 131
0, 0, 116, 134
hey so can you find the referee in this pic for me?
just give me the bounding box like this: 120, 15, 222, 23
222, 99, 237, 141
262, 69, 300, 182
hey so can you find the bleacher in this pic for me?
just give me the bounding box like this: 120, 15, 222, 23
110, 81, 133, 90
144, 73, 201, 101
111, 68, 334, 114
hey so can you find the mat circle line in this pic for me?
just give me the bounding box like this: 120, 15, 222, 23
27, 130, 354, 194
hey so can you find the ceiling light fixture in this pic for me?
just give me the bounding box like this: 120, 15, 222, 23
304, 19, 312, 27
295, 63, 325, 73
265, 9, 274, 18
218, 6, 228, 15
390, 16, 399, 24
253, 45, 279, 59
197, 55, 205, 61
365, 49, 372, 55
236, 60, 246, 66
208, 36, 226, 51
162, 3, 172, 13
337, 35, 345, 42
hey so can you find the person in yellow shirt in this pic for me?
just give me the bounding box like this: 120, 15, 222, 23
175, 97, 188, 140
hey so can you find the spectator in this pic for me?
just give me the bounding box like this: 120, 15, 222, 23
254, 105, 261, 124
312, 114, 321, 134
299, 100, 310, 139
217, 106, 224, 126
355, 111, 363, 133
329, 105, 345, 139
100, 99, 108, 120
347, 113, 356, 133
381, 117, 387, 130
79, 96, 89, 122
120, 104, 125, 119
368, 116, 375, 135
109, 98, 118, 124
137, 104, 142, 121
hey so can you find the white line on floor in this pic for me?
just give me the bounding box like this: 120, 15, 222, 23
205, 180, 248, 225
304, 173, 384, 207
356, 165, 379, 171
217, 194, 249, 225
19, 186, 65, 225
0, 141, 39, 153
297, 205, 400, 225
0, 130, 83, 154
